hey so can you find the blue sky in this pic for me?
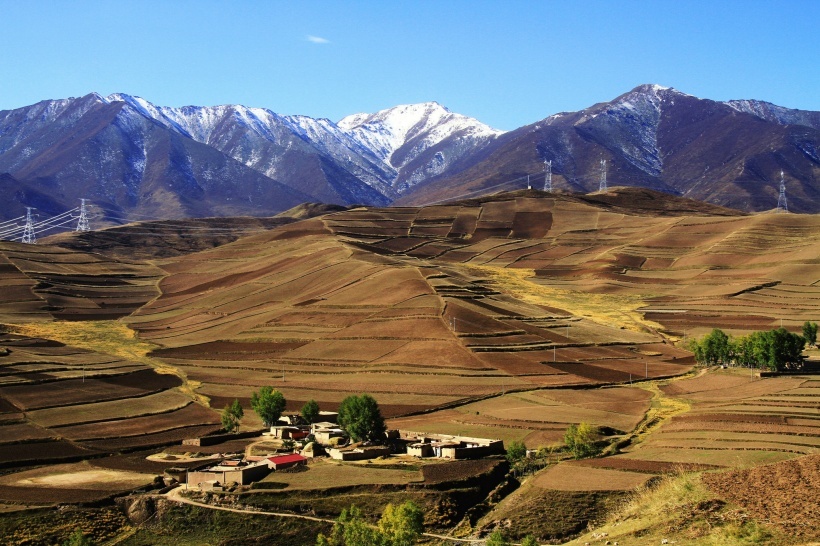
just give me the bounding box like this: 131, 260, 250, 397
1, 0, 817, 130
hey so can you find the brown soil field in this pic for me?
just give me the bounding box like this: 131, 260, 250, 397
0, 462, 153, 490
79, 424, 221, 452
0, 440, 98, 467
533, 463, 654, 491
26, 390, 192, 427
56, 402, 220, 441
0, 368, 181, 410
702, 453, 820, 539
568, 457, 720, 474
421, 459, 502, 484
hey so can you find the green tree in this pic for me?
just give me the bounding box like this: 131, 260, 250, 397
564, 422, 599, 459
378, 501, 424, 546
520, 536, 539, 546
505, 440, 527, 464
301, 399, 321, 424
803, 321, 818, 347
221, 398, 244, 433
62, 530, 94, 546
316, 505, 380, 546
338, 394, 386, 442
485, 530, 510, 546
250, 387, 286, 427
316, 501, 424, 546
766, 327, 806, 371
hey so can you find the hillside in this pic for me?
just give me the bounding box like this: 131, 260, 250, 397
112, 189, 819, 419
397, 85, 820, 213
0, 190, 818, 544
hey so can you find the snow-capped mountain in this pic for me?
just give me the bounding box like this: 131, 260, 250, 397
0, 86, 818, 222
726, 99, 820, 131
396, 85, 820, 213
339, 102, 503, 193
0, 94, 315, 221
104, 94, 397, 204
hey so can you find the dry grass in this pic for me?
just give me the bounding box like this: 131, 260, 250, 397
6, 321, 206, 405
459, 264, 664, 334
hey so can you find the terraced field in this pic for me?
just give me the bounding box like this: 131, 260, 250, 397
0, 332, 220, 489
0, 241, 163, 322
1, 189, 818, 532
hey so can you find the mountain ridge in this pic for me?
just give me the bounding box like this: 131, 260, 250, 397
1, 85, 818, 226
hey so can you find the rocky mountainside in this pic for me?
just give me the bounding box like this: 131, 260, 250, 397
339, 101, 502, 193
0, 85, 818, 226
397, 85, 820, 213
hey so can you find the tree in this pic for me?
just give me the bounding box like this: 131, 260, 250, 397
317, 505, 379, 546
485, 530, 510, 546
62, 530, 94, 546
221, 398, 244, 433
250, 387, 286, 427
317, 501, 424, 546
505, 440, 527, 464
338, 394, 386, 442
378, 501, 424, 546
301, 399, 321, 424
766, 327, 806, 371
803, 321, 818, 347
564, 422, 599, 459
520, 536, 539, 546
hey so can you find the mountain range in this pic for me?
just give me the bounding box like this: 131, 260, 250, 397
0, 84, 818, 224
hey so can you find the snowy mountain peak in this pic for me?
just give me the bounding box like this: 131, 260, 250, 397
338, 101, 502, 168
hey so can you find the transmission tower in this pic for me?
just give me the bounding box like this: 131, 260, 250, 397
599, 159, 607, 192
544, 159, 552, 192
75, 199, 90, 232
21, 208, 36, 244
776, 170, 788, 213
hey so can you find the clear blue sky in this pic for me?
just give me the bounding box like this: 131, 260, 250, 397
1, 0, 817, 130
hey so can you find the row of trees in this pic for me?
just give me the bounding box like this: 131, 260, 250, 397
317, 502, 423, 546
317, 502, 538, 546
688, 323, 816, 371
220, 388, 387, 443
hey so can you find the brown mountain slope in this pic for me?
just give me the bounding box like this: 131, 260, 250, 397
123, 190, 818, 416
397, 85, 820, 213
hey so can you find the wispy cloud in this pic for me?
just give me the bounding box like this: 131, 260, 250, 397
306, 35, 330, 45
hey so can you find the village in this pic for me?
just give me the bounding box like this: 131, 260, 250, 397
167, 411, 505, 492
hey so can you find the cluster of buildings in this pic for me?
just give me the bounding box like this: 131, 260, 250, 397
177, 412, 504, 490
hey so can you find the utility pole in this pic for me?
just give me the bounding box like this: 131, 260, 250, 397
776, 170, 788, 212
527, 175, 531, 190
21, 208, 36, 244
599, 159, 607, 193
544, 159, 552, 192
75, 199, 90, 232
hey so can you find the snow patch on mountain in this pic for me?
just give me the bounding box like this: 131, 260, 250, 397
726, 100, 820, 131
577, 85, 668, 176
338, 102, 503, 167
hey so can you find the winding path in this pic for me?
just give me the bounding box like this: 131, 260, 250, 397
164, 486, 495, 544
